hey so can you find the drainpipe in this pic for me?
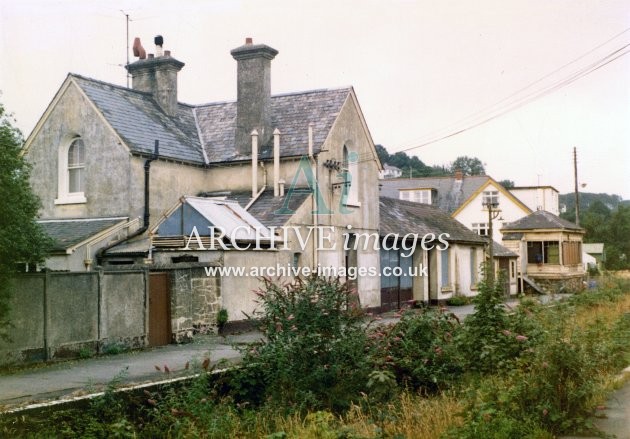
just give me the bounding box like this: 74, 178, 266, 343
308, 123, 318, 269
96, 140, 159, 265
251, 130, 258, 198
273, 128, 281, 197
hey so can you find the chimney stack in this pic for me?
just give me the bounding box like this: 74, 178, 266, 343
231, 38, 278, 155
126, 36, 184, 117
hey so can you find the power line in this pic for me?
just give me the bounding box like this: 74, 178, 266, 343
398, 26, 630, 146
395, 41, 630, 154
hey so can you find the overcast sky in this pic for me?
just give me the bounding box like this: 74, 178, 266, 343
1, 0, 629, 199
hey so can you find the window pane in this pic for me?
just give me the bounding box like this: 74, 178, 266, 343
69, 168, 84, 193
527, 242, 543, 263
400, 254, 412, 288
545, 242, 560, 264
68, 139, 85, 166
67, 138, 85, 193
441, 249, 449, 286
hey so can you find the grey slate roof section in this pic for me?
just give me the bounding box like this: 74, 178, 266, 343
72, 74, 350, 165
38, 217, 127, 252
502, 232, 524, 241
379, 197, 487, 244
379, 175, 491, 214
199, 189, 311, 229
195, 88, 350, 162
493, 241, 517, 258
501, 210, 584, 232
72, 75, 205, 164
105, 237, 151, 255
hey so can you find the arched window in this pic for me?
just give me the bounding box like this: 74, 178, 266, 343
343, 145, 360, 206
55, 136, 86, 204
68, 138, 85, 193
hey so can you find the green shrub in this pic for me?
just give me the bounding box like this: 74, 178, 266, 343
446, 295, 470, 306
369, 307, 463, 393
456, 273, 542, 373
229, 275, 371, 413
216, 307, 228, 333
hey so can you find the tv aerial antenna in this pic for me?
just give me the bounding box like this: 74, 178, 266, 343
121, 10, 131, 87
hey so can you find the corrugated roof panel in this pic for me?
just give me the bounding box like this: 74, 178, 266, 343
185, 197, 271, 240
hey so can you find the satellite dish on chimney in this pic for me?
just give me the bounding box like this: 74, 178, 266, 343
133, 37, 146, 59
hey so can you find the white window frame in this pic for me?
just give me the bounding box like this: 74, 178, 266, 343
482, 190, 499, 206
399, 189, 431, 204
55, 136, 86, 205
472, 222, 489, 236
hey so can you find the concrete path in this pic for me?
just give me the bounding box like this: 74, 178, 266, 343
562, 369, 630, 439
0, 332, 262, 410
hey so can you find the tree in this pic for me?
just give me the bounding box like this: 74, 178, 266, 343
603, 206, 630, 270
498, 179, 515, 189
376, 144, 451, 178
449, 156, 485, 176
0, 100, 52, 332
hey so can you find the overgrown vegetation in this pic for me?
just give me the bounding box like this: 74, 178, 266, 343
560, 195, 630, 270
3, 274, 629, 438
0, 100, 52, 335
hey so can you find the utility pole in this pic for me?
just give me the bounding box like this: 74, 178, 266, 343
573, 147, 580, 226
483, 199, 500, 287
487, 204, 495, 285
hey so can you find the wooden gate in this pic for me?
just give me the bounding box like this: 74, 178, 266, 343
148, 272, 171, 347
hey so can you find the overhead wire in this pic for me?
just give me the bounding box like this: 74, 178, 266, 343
392, 40, 630, 155
395, 26, 630, 147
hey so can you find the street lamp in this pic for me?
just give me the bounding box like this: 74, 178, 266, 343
483, 200, 501, 285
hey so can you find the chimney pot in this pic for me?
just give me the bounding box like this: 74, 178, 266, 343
164, 50, 171, 56
246, 37, 253, 44
231, 40, 279, 155
126, 40, 185, 116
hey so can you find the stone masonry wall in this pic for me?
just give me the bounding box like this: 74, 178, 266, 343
170, 267, 221, 342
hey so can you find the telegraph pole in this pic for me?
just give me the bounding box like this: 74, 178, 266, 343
573, 147, 580, 226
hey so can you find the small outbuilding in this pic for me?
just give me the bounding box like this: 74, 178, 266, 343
501, 210, 585, 293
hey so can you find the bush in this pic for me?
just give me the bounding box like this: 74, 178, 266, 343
229, 275, 371, 413
369, 307, 463, 393
216, 307, 228, 333
446, 295, 471, 306
456, 273, 541, 373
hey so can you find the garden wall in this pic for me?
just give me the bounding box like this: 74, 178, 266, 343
0, 270, 146, 366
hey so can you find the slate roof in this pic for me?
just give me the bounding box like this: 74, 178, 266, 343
379, 175, 491, 214
38, 217, 128, 252
105, 237, 151, 255
493, 241, 518, 258
379, 197, 487, 244
72, 75, 205, 163
196, 88, 350, 162
199, 189, 311, 229
70, 74, 350, 165
501, 210, 584, 232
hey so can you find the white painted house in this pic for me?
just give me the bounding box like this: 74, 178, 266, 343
380, 172, 533, 243
509, 186, 560, 215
